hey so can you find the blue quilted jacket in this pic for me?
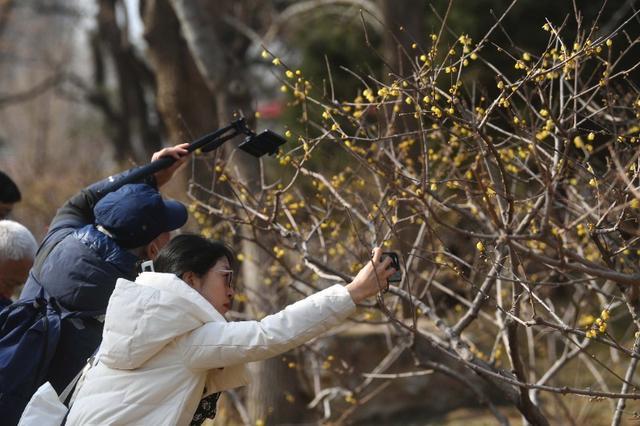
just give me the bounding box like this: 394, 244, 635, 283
18, 168, 154, 393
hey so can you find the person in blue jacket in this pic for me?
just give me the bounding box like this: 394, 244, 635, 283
18, 143, 191, 394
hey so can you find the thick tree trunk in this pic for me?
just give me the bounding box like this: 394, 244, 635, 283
141, 0, 216, 143
216, 87, 312, 424
93, 0, 162, 162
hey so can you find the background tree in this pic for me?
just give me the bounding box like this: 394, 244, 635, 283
190, 1, 640, 424
2, 0, 640, 424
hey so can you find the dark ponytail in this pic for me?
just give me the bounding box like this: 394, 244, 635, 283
153, 234, 236, 279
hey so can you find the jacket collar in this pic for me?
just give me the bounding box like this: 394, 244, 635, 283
135, 272, 228, 323
73, 225, 138, 273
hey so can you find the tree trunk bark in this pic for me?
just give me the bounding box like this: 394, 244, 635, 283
141, 0, 216, 144
94, 0, 162, 162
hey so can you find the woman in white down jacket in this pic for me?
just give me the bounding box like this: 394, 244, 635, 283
66, 234, 397, 425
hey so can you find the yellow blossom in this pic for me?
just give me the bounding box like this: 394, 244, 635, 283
273, 246, 285, 259
578, 314, 595, 327
536, 130, 549, 141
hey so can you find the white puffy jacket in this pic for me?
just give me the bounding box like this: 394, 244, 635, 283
66, 272, 356, 425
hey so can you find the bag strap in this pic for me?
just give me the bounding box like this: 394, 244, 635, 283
58, 367, 84, 404
59, 349, 100, 405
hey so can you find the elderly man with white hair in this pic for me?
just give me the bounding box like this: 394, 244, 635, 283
0, 220, 38, 309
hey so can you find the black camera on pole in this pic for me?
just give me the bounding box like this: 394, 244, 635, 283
97, 117, 287, 195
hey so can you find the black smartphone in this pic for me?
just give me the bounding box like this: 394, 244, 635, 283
381, 252, 402, 283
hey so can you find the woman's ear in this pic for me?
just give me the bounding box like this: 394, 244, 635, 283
182, 271, 199, 289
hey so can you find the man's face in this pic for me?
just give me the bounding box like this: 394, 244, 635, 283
0, 257, 32, 299
146, 231, 171, 260
0, 202, 15, 219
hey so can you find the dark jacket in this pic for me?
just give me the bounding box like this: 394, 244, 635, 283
19, 169, 155, 393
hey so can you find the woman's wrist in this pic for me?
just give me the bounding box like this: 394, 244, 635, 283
345, 281, 367, 304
